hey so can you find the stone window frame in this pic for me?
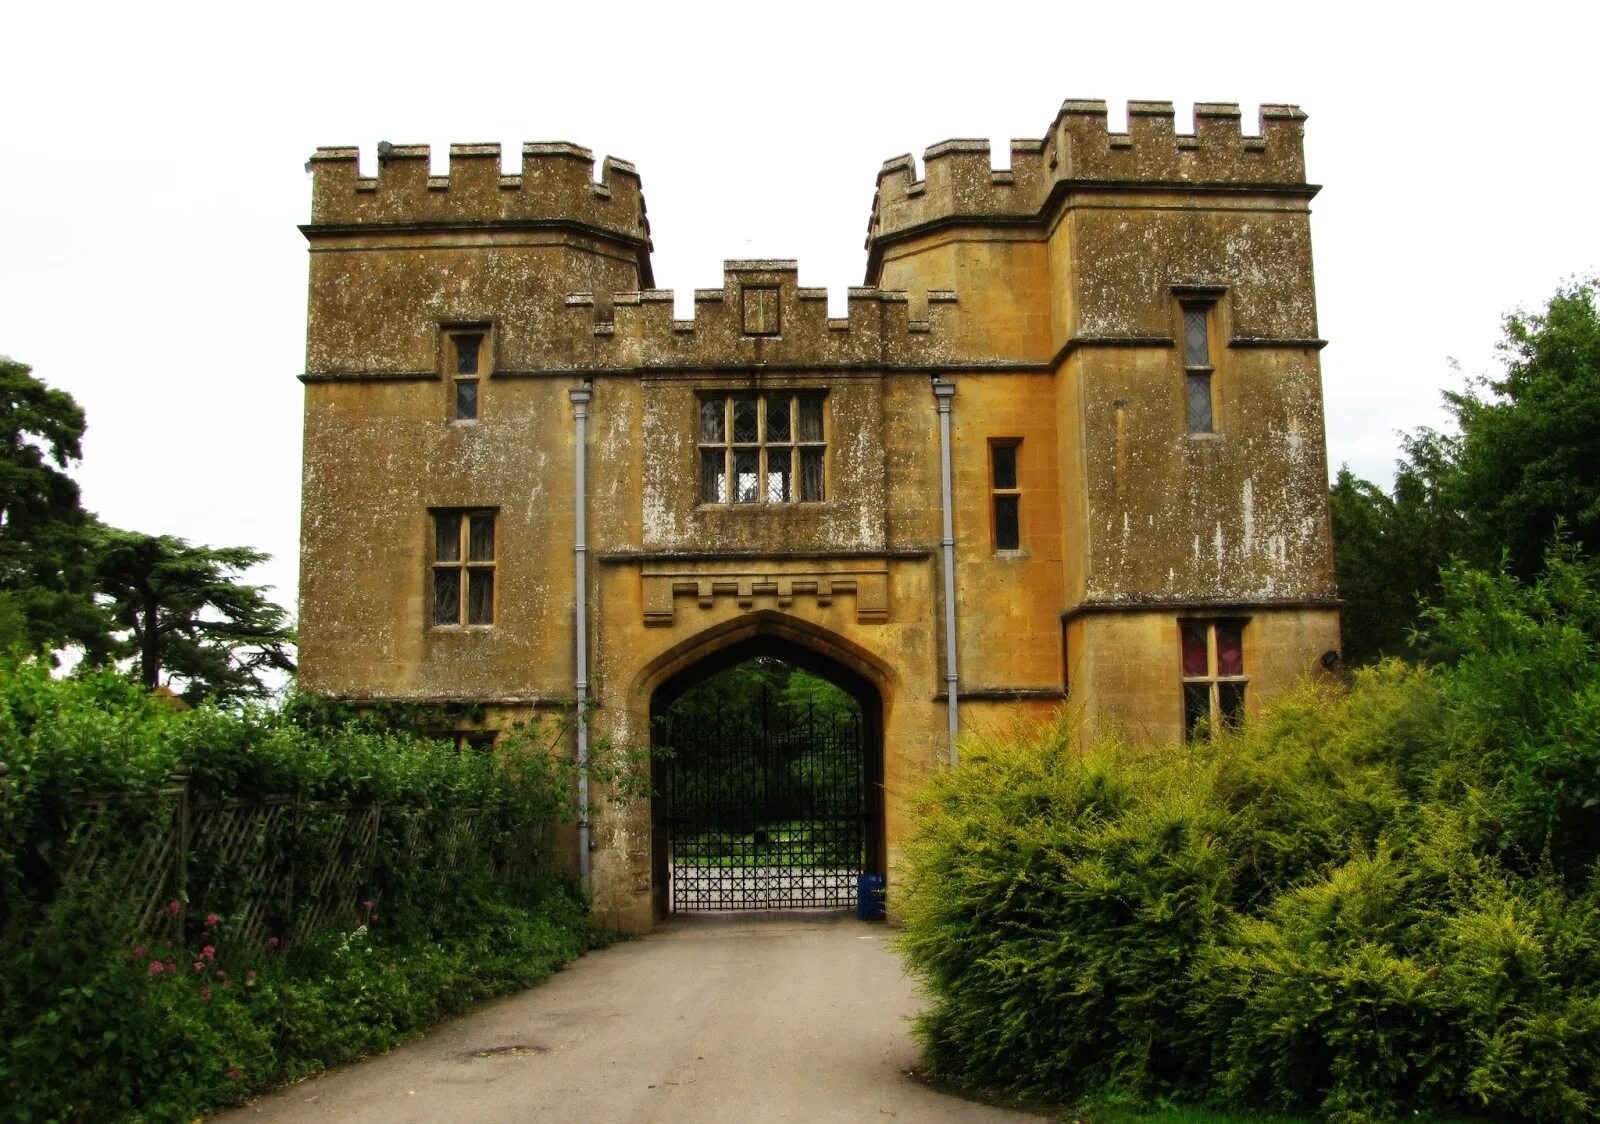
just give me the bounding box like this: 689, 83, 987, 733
697, 391, 827, 506
430, 508, 497, 628
442, 323, 492, 423
1180, 616, 1248, 741
1173, 286, 1226, 436
989, 438, 1022, 552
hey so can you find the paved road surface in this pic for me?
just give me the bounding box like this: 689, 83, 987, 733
212, 911, 1041, 1123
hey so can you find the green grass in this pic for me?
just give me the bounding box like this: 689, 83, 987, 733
1090, 1111, 1301, 1123
1087, 1109, 1478, 1123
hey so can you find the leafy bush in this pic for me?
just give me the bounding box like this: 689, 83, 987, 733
0, 661, 621, 1121
898, 554, 1600, 1122
0, 877, 597, 1121
1423, 546, 1600, 869
897, 724, 1229, 1100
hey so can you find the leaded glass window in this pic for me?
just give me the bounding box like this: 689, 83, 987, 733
734, 449, 759, 503
800, 447, 824, 502
798, 395, 824, 442
1184, 308, 1209, 367
700, 398, 725, 443
697, 392, 826, 505
433, 569, 460, 626
450, 332, 485, 422
432, 510, 496, 628
700, 449, 726, 503
766, 395, 791, 442
1186, 372, 1213, 434
732, 398, 759, 444
1182, 303, 1214, 434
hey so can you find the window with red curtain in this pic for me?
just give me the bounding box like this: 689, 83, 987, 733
1179, 619, 1247, 740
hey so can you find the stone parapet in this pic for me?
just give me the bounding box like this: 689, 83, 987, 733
868, 101, 1309, 247
558, 261, 974, 370
307, 141, 650, 249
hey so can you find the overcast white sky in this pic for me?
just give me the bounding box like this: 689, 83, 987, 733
2, 1, 1596, 621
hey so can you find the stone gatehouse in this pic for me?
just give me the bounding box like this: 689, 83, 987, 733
297, 99, 1340, 931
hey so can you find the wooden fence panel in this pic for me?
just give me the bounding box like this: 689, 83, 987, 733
11, 777, 551, 950
54, 788, 184, 943
186, 797, 298, 949
292, 803, 380, 941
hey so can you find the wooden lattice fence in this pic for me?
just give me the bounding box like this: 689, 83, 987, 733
9, 775, 552, 948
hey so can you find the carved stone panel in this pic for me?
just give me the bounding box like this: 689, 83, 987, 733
641, 560, 890, 626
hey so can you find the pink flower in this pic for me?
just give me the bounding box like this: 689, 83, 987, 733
148, 961, 164, 976
246, 970, 256, 981
267, 936, 280, 948
193, 961, 206, 973
201, 945, 216, 961
361, 900, 374, 911
132, 945, 147, 959
228, 1067, 242, 1081
204, 913, 220, 928
215, 969, 227, 980
167, 901, 181, 916
201, 988, 212, 1001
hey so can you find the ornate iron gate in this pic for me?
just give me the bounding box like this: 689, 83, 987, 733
660, 708, 867, 911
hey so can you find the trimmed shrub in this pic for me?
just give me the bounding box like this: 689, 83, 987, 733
898, 725, 1231, 1099
898, 562, 1600, 1124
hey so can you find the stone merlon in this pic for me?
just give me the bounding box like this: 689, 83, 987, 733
306, 141, 651, 251
558, 262, 965, 371
867, 100, 1310, 253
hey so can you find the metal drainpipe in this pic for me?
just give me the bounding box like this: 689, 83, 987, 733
568, 382, 593, 892
932, 378, 960, 766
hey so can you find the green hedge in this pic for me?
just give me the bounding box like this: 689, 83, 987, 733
0, 662, 569, 812
898, 552, 1600, 1123
0, 660, 606, 1121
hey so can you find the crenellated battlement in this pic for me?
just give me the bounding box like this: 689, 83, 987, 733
868, 100, 1309, 248
306, 141, 650, 248
556, 261, 969, 370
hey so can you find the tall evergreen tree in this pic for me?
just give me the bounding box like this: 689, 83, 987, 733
92, 528, 295, 703
0, 358, 104, 655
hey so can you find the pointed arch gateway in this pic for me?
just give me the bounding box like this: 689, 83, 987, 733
637, 612, 890, 916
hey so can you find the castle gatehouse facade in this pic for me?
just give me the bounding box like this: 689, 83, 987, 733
298, 100, 1340, 931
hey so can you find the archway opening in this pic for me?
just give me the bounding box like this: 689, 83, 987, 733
649, 632, 884, 915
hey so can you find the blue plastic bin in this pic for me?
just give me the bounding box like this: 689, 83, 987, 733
856, 873, 886, 921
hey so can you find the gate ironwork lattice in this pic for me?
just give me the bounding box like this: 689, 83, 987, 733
661, 708, 867, 911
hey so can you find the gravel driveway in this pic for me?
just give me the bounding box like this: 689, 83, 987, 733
211, 910, 1043, 1123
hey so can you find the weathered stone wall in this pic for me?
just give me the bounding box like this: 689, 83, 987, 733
1068, 609, 1340, 747
300, 373, 581, 701
298, 99, 1341, 932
